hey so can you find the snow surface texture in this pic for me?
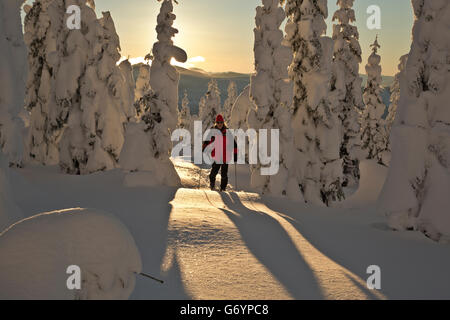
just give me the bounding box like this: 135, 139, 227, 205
331, 0, 364, 187
361, 37, 390, 166
285, 0, 344, 206
247, 0, 300, 199
0, 208, 142, 300
379, 0, 450, 241
120, 0, 185, 187
198, 78, 222, 130
6, 158, 449, 299
25, 1, 131, 174
0, 0, 27, 167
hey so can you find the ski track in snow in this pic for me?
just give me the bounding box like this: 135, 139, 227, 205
7, 159, 450, 300
164, 188, 385, 300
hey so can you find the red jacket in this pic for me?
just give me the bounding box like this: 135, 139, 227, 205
202, 125, 238, 164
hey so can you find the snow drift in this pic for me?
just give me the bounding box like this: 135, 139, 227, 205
0, 208, 142, 300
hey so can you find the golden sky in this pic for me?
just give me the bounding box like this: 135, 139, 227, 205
25, 0, 415, 76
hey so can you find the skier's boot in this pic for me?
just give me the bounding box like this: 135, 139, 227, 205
210, 181, 215, 191
220, 178, 228, 192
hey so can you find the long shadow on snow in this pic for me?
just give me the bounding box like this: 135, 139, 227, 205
217, 191, 323, 299
261, 196, 450, 299
11, 167, 190, 299
260, 195, 391, 299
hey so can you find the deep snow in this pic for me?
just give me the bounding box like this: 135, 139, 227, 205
2, 158, 449, 299
0, 208, 141, 300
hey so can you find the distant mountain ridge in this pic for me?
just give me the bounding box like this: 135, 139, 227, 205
131, 64, 393, 117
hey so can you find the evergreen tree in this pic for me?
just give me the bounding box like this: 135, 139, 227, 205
178, 90, 192, 131
58, 10, 129, 174
199, 79, 221, 130
134, 63, 151, 112
119, 59, 137, 121
331, 0, 364, 186
248, 0, 300, 198
24, 1, 130, 174
285, 0, 344, 206
120, 0, 186, 186
361, 36, 389, 165
24, 0, 67, 165
229, 85, 254, 131
386, 54, 408, 133
379, 0, 450, 241
223, 81, 237, 120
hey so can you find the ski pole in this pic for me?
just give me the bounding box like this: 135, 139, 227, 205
137, 272, 164, 284
235, 162, 238, 192
198, 167, 202, 189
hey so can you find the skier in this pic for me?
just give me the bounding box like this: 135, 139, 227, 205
202, 114, 238, 192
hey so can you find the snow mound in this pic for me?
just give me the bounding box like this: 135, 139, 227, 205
120, 122, 181, 187
0, 208, 142, 300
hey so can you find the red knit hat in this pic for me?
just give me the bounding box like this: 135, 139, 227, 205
216, 114, 224, 123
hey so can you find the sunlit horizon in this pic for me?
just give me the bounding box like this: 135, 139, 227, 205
23, 0, 415, 76
118, 56, 207, 70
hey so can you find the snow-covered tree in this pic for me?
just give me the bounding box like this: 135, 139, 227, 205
120, 0, 186, 186
361, 36, 389, 165
25, 1, 130, 174
0, 0, 28, 167
379, 0, 450, 241
134, 63, 151, 110
386, 54, 408, 132
24, 0, 62, 165
178, 90, 192, 131
199, 79, 221, 130
223, 81, 237, 120
230, 85, 255, 131
285, 0, 344, 206
247, 0, 300, 198
58, 10, 129, 175
119, 59, 137, 121
331, 0, 364, 186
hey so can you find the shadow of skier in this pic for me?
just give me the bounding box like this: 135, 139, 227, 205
218, 191, 323, 299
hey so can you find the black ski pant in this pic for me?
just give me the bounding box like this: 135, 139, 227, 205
210, 162, 228, 191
